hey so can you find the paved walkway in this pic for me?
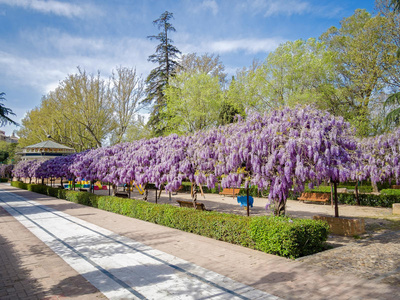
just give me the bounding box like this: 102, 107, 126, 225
1, 184, 400, 299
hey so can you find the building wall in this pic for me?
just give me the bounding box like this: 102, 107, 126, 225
0, 131, 18, 143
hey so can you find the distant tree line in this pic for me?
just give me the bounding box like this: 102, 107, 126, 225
17, 0, 400, 150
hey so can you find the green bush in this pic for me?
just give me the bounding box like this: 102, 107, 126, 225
11, 181, 27, 189
339, 193, 400, 207
298, 191, 400, 208
12, 182, 330, 259
380, 189, 400, 196
25, 183, 64, 199
0, 178, 8, 182
304, 185, 373, 194
250, 216, 330, 259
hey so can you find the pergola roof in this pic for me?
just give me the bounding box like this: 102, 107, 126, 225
24, 140, 74, 151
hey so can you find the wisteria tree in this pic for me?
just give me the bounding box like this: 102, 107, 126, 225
13, 106, 367, 218
358, 128, 400, 188
0, 164, 13, 178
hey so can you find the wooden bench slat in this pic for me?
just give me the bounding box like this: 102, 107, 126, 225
115, 192, 129, 198
177, 200, 206, 211
298, 192, 329, 203
219, 188, 240, 196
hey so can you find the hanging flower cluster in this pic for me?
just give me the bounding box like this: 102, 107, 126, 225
357, 128, 400, 185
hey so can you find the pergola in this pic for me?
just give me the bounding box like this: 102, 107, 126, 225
20, 140, 75, 161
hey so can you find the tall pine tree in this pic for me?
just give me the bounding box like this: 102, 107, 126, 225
144, 11, 181, 136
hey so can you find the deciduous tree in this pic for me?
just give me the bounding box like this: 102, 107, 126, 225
163, 72, 223, 134
111, 66, 145, 144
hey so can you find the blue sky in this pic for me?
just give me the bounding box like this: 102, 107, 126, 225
0, 0, 375, 136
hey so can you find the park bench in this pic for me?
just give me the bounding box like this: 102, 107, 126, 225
78, 188, 88, 192
392, 185, 400, 189
298, 192, 329, 204
115, 192, 129, 198
219, 188, 240, 197
176, 200, 207, 211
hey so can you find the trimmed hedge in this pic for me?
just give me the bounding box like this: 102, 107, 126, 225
339, 193, 400, 207
11, 181, 330, 259
295, 190, 400, 208
250, 217, 329, 258
380, 189, 400, 196
0, 178, 8, 182
11, 181, 27, 189
305, 185, 373, 194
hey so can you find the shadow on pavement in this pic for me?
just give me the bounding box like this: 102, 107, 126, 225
0, 208, 45, 299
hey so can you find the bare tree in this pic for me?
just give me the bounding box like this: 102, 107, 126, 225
111, 66, 145, 144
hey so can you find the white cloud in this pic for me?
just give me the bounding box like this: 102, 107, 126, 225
179, 37, 284, 55
210, 38, 284, 53
0, 0, 100, 18
0, 30, 155, 96
199, 0, 218, 16
240, 0, 311, 17
239, 0, 343, 18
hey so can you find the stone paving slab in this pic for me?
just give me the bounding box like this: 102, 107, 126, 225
1, 184, 400, 299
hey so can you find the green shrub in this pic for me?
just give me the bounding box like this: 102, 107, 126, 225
95, 196, 328, 258
64, 190, 100, 207
12, 181, 330, 259
338, 193, 400, 207
337, 193, 355, 204
301, 191, 400, 208
380, 189, 400, 196
27, 183, 46, 194
0, 178, 8, 182
11, 181, 27, 189
304, 185, 373, 194
250, 216, 329, 259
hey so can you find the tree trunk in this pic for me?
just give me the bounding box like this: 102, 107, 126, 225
246, 187, 250, 217
355, 180, 360, 206
191, 182, 197, 208
274, 199, 286, 216
158, 185, 163, 199
372, 181, 378, 193
334, 181, 339, 217
143, 183, 148, 201
112, 184, 117, 196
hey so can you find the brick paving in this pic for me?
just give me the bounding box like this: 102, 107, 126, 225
1, 184, 400, 299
